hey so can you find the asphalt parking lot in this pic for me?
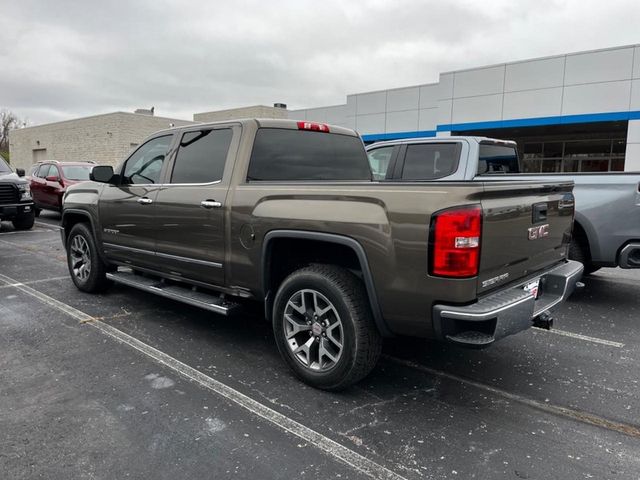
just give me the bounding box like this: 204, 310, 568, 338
1, 212, 639, 479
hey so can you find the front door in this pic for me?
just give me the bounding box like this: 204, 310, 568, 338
153, 126, 236, 287
99, 134, 174, 270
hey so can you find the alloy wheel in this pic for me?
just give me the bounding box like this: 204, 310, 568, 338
283, 289, 344, 372
70, 234, 92, 282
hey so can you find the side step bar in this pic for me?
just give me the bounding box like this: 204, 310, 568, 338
106, 270, 238, 316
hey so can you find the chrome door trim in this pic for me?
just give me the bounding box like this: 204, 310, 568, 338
103, 242, 223, 268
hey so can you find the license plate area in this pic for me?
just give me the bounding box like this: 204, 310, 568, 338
523, 279, 540, 299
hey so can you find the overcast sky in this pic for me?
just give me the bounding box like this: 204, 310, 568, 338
1, 0, 639, 125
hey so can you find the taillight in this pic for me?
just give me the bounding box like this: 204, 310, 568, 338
297, 121, 330, 132
429, 205, 482, 278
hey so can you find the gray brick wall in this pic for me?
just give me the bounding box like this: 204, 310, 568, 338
8, 112, 194, 170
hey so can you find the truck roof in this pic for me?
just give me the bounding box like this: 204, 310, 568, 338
152, 118, 360, 139
367, 136, 517, 149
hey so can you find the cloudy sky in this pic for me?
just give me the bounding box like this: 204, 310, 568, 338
1, 0, 639, 125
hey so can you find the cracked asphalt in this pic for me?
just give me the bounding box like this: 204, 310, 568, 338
1, 211, 639, 479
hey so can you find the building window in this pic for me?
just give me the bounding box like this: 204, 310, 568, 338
455, 120, 627, 173
520, 138, 625, 173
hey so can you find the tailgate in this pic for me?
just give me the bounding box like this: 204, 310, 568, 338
477, 180, 574, 295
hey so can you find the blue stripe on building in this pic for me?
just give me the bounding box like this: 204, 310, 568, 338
362, 110, 640, 142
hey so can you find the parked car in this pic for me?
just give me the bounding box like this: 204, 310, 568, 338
0, 156, 35, 230
61, 119, 582, 390
366, 136, 640, 273
29, 161, 94, 215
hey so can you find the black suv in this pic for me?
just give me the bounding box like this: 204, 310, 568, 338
0, 156, 35, 230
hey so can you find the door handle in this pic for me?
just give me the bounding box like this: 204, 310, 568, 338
137, 197, 153, 205
200, 200, 222, 209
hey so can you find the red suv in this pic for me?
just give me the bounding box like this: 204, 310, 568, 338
29, 161, 94, 214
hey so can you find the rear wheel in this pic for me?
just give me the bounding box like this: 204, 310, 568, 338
569, 238, 600, 274
66, 223, 110, 292
12, 211, 35, 230
272, 265, 382, 391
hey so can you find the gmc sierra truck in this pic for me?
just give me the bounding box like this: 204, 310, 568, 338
367, 136, 640, 274
61, 119, 582, 390
0, 156, 35, 230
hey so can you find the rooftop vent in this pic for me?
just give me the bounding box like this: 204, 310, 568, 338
134, 107, 155, 116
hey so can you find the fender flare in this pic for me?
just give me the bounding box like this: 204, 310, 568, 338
61, 209, 108, 263
262, 230, 392, 337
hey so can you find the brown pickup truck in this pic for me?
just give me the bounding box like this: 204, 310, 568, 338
61, 119, 583, 390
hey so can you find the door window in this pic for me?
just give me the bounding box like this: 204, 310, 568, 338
122, 135, 172, 185
367, 146, 394, 180
36, 165, 53, 178
170, 129, 232, 184
402, 143, 459, 180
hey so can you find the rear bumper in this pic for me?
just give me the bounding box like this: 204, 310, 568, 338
0, 202, 35, 219
432, 260, 583, 347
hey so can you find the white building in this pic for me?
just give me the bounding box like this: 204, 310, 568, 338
9, 44, 640, 173
290, 44, 640, 172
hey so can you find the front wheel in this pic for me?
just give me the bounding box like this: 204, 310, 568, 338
12, 211, 35, 230
272, 265, 382, 391
66, 223, 110, 292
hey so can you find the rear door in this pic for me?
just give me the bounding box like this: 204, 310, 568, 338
152, 124, 238, 286
99, 134, 174, 270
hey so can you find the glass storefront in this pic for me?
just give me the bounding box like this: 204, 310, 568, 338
455, 120, 628, 173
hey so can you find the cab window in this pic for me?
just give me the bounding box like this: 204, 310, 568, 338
367, 146, 394, 180
401, 143, 459, 180
122, 135, 172, 185
170, 129, 232, 184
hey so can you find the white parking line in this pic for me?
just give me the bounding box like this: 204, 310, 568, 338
533, 327, 624, 348
383, 355, 640, 439
35, 221, 63, 230
0, 272, 406, 480
0, 228, 52, 235
0, 276, 69, 290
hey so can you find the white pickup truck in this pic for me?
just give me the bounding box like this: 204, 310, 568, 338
366, 136, 640, 273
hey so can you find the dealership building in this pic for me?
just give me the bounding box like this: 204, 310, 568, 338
10, 43, 640, 172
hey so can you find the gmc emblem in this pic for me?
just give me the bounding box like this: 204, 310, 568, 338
528, 224, 550, 240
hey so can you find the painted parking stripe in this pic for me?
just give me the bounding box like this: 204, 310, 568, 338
0, 228, 52, 235
35, 221, 63, 230
532, 327, 624, 348
0, 276, 69, 290
384, 355, 640, 439
0, 272, 406, 480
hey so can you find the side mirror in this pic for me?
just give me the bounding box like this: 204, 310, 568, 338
45, 175, 61, 183
90, 165, 115, 183
16, 168, 25, 177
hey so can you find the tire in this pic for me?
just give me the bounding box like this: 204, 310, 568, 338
34, 208, 41, 217
12, 211, 35, 230
569, 238, 600, 274
272, 265, 382, 391
66, 223, 111, 293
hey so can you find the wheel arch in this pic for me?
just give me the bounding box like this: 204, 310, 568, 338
261, 230, 392, 337
61, 209, 107, 262
572, 212, 599, 262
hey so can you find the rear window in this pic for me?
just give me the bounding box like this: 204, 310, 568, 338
61, 165, 92, 181
401, 143, 459, 180
247, 128, 371, 181
477, 144, 520, 175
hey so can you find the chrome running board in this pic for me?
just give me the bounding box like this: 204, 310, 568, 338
106, 269, 237, 316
